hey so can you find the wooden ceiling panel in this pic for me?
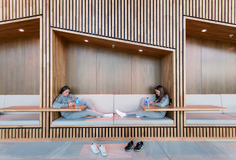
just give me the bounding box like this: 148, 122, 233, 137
186, 18, 236, 44
0, 17, 40, 42
54, 29, 173, 58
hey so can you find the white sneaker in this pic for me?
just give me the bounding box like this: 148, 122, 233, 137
103, 113, 113, 118
91, 143, 99, 154
99, 145, 107, 157
116, 109, 126, 117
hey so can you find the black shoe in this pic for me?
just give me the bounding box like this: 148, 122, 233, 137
125, 141, 134, 152
133, 141, 144, 152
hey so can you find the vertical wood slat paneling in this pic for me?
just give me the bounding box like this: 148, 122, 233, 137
0, 1, 44, 140
0, 128, 43, 139
185, 0, 235, 24
0, 0, 42, 21
1, 0, 236, 141
48, 127, 177, 139
49, 0, 175, 48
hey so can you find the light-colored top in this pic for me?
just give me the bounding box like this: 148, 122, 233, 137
52, 94, 76, 108
151, 95, 170, 107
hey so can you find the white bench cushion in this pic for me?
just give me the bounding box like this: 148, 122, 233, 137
0, 95, 5, 109
114, 94, 156, 112
74, 94, 114, 113
5, 95, 40, 107
4, 95, 40, 115
221, 94, 236, 114
186, 94, 223, 114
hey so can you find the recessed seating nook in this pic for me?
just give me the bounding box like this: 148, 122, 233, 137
50, 28, 176, 127
0, 17, 42, 127
185, 17, 236, 126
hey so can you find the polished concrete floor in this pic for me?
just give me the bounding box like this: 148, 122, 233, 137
0, 140, 236, 159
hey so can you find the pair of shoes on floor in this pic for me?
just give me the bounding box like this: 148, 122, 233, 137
91, 143, 107, 157
125, 141, 144, 152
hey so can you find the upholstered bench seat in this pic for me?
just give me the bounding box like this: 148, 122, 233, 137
51, 94, 175, 126
51, 117, 114, 126
113, 116, 174, 125
186, 94, 236, 125
51, 115, 174, 126
0, 114, 40, 126
186, 113, 236, 125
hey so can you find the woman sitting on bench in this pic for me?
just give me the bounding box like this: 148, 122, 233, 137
116, 85, 170, 118
53, 86, 113, 119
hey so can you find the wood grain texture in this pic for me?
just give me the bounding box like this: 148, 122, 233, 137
0, 0, 42, 21
186, 36, 236, 94
49, 0, 175, 48
1, 0, 236, 141
51, 30, 66, 121
53, 28, 174, 94
0, 36, 40, 94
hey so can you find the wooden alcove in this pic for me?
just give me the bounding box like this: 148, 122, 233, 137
50, 28, 176, 126
0, 17, 42, 127
184, 17, 236, 126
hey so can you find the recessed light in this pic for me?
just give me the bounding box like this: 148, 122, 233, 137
19, 29, 24, 32
229, 34, 234, 38
84, 39, 88, 42
201, 29, 207, 32
112, 44, 115, 48
139, 49, 143, 52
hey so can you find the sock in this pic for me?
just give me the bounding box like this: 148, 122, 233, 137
116, 109, 126, 117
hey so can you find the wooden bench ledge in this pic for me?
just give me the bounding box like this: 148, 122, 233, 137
0, 105, 87, 112
141, 105, 228, 111
1, 105, 228, 112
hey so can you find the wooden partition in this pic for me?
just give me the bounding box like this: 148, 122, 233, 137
50, 28, 176, 125
162, 52, 175, 120
183, 17, 236, 137
0, 17, 43, 136
1, 0, 236, 141
51, 29, 66, 122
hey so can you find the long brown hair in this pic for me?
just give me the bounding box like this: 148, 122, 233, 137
60, 86, 71, 94
155, 85, 169, 103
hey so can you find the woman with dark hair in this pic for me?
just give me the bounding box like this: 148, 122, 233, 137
53, 86, 113, 119
116, 85, 170, 118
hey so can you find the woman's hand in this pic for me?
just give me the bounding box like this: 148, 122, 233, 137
68, 102, 75, 106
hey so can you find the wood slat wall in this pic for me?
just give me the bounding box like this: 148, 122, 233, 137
182, 0, 236, 139
49, 0, 178, 140
0, 0, 42, 21
0, 0, 236, 141
50, 127, 176, 139
0, 0, 44, 140
50, 0, 176, 48
184, 0, 235, 24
